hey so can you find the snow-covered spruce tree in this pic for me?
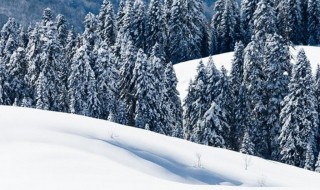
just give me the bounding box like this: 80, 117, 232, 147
0, 17, 22, 57
94, 41, 119, 120
185, 0, 209, 58
276, 0, 303, 44
0, 59, 6, 105
211, 0, 240, 54
56, 14, 68, 47
164, 61, 183, 138
183, 61, 208, 141
307, 0, 320, 45
25, 26, 42, 106
65, 27, 78, 68
230, 41, 245, 150
5, 47, 29, 106
145, 0, 166, 54
97, 0, 117, 47
131, 0, 146, 50
167, 0, 189, 64
68, 40, 101, 118
133, 49, 168, 135
243, 39, 267, 158
119, 40, 137, 126
214, 66, 233, 147
35, 69, 49, 110
205, 56, 221, 112
279, 49, 318, 170
116, 0, 126, 31
83, 13, 99, 52
263, 33, 291, 160
240, 129, 255, 155
242, 0, 290, 159
240, 0, 259, 44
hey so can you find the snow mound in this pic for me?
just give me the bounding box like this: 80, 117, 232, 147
1, 106, 320, 190
174, 46, 320, 100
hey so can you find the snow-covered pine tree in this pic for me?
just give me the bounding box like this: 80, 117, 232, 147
116, 0, 126, 31
183, 61, 207, 141
119, 40, 137, 126
211, 0, 240, 54
25, 26, 42, 106
279, 49, 318, 169
97, 0, 117, 46
315, 65, 320, 116
167, 0, 189, 64
145, 0, 166, 54
131, 0, 146, 50
230, 41, 245, 149
5, 47, 29, 106
164, 61, 183, 138
35, 69, 49, 110
276, 0, 303, 44
263, 33, 291, 160
307, 0, 320, 45
243, 39, 267, 158
68, 40, 101, 118
240, 129, 255, 155
240, 0, 259, 44
185, 0, 209, 58
133, 48, 167, 134
56, 14, 68, 47
164, 0, 173, 24
83, 13, 99, 52
94, 41, 119, 120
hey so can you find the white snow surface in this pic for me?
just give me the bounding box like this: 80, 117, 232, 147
1, 106, 320, 189
1, 46, 320, 189
174, 46, 320, 101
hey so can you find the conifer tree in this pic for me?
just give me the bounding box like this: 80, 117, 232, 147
35, 69, 50, 110
279, 49, 318, 169
276, 0, 303, 44
167, 0, 189, 64
145, 0, 166, 53
240, 129, 255, 155
230, 41, 245, 149
240, 0, 259, 44
185, 0, 209, 58
5, 47, 28, 106
68, 40, 100, 118
131, 0, 146, 50
97, 0, 117, 46
56, 14, 68, 47
211, 0, 240, 54
307, 0, 320, 45
183, 61, 207, 140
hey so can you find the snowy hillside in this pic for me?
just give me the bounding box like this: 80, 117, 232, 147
174, 46, 320, 100
1, 106, 320, 189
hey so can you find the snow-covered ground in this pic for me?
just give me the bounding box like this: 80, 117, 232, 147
174, 46, 320, 100
1, 46, 320, 189
1, 106, 320, 190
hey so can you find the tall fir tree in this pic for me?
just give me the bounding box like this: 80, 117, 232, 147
145, 0, 166, 53
279, 49, 318, 169
167, 0, 189, 64
97, 0, 117, 46
240, 0, 259, 44
307, 0, 320, 45
131, 0, 146, 50
276, 0, 303, 44
211, 0, 240, 54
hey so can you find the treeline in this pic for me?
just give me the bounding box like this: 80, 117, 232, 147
183, 0, 320, 172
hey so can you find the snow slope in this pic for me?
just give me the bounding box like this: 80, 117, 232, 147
174, 46, 320, 101
1, 106, 320, 189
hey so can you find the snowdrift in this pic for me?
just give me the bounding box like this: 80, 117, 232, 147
1, 106, 320, 190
